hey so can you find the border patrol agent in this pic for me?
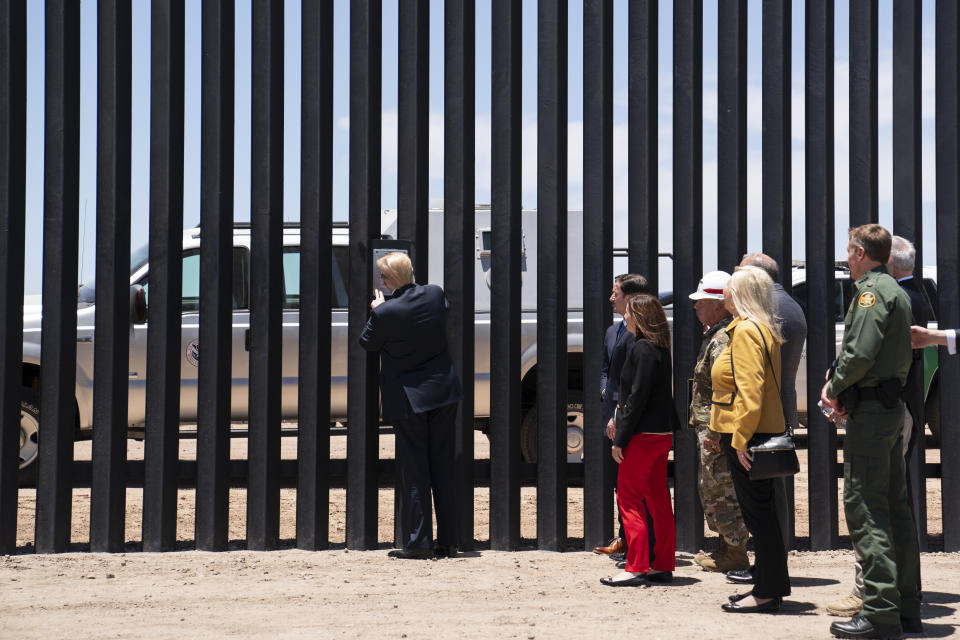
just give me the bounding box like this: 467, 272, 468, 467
821, 224, 921, 639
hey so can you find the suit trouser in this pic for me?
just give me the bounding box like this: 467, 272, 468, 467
394, 401, 458, 550
617, 433, 675, 573
843, 400, 920, 625
721, 434, 791, 599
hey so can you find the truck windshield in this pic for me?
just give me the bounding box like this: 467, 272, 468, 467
77, 242, 151, 307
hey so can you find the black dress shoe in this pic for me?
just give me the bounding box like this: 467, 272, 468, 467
899, 616, 922, 634
434, 544, 458, 558
610, 552, 626, 562
645, 571, 673, 583
829, 613, 902, 639
615, 560, 626, 569
387, 548, 434, 559
728, 592, 751, 602
721, 597, 781, 613
726, 568, 756, 584
599, 574, 646, 587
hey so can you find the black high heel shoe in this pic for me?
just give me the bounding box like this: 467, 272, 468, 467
721, 596, 781, 613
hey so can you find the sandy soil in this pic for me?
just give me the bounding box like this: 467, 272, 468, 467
4, 431, 958, 639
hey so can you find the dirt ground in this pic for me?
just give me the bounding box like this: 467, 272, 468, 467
3, 432, 959, 639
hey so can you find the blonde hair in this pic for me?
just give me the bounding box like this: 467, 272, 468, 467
625, 294, 671, 348
727, 266, 783, 343
377, 252, 415, 289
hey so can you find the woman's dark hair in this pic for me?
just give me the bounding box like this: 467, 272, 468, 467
626, 294, 670, 348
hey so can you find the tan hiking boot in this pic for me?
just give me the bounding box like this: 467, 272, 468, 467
715, 541, 749, 572
825, 593, 863, 617
700, 540, 749, 572
694, 538, 727, 568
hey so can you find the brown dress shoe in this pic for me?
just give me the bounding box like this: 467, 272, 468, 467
593, 537, 626, 555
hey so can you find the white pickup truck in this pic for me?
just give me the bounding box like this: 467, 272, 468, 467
16, 211, 942, 481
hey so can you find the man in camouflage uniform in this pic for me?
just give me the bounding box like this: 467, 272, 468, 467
822, 224, 921, 639
688, 271, 749, 572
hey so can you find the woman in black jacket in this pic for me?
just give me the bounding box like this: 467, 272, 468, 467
601, 294, 678, 586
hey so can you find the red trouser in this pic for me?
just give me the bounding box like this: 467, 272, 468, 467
617, 433, 675, 573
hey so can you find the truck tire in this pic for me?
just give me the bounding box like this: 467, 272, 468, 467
925, 383, 940, 446
519, 391, 584, 463
19, 388, 40, 487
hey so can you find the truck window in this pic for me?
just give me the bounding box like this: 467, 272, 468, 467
280, 246, 350, 310
181, 249, 249, 311
790, 279, 846, 323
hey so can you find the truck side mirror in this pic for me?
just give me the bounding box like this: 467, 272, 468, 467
130, 284, 147, 325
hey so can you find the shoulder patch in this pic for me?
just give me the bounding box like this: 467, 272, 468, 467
858, 291, 876, 308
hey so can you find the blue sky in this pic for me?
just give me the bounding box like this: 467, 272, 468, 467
22, 0, 938, 294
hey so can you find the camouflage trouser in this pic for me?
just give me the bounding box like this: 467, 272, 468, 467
697, 426, 749, 546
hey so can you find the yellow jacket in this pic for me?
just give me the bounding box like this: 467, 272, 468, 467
710, 316, 785, 451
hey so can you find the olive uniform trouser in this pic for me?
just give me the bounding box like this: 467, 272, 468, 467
843, 399, 921, 625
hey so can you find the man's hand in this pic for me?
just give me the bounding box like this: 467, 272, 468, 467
605, 418, 616, 441
911, 325, 946, 349
736, 449, 752, 471
612, 446, 624, 464
371, 289, 385, 309
820, 381, 846, 416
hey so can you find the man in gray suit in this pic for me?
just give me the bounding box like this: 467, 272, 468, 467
726, 253, 806, 586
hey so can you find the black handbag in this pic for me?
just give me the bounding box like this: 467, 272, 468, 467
746, 322, 800, 481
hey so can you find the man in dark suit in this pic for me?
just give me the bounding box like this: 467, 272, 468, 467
593, 274, 651, 557
360, 252, 462, 559
889, 236, 932, 461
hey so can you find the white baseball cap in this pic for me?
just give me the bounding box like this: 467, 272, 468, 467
689, 270, 731, 300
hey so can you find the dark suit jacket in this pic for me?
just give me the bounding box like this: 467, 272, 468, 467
774, 284, 807, 428
359, 283, 462, 421
899, 276, 931, 422
613, 338, 678, 447
600, 320, 635, 425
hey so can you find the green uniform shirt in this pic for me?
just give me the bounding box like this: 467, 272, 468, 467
827, 265, 913, 399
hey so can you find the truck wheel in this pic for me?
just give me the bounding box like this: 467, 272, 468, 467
519, 391, 584, 463
925, 384, 940, 446
19, 388, 40, 486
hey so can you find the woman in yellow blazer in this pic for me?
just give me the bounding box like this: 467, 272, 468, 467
711, 266, 790, 613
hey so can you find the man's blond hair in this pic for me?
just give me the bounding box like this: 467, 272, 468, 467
377, 252, 415, 289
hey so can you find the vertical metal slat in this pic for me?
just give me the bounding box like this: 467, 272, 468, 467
296, 0, 333, 552
444, 0, 476, 551
346, 0, 382, 551
892, 0, 927, 550
247, 0, 284, 552
0, 0, 27, 555
536, 0, 568, 551
627, 0, 657, 287
196, 0, 235, 552
489, 0, 522, 551
144, 0, 186, 553
35, 0, 82, 555
717, 0, 747, 272
582, 0, 613, 552
849, 0, 878, 227
91, 0, 133, 554
935, 0, 960, 553
395, 0, 430, 549
805, 0, 839, 551
671, 0, 704, 554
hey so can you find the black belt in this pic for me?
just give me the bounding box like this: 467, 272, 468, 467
857, 386, 883, 402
